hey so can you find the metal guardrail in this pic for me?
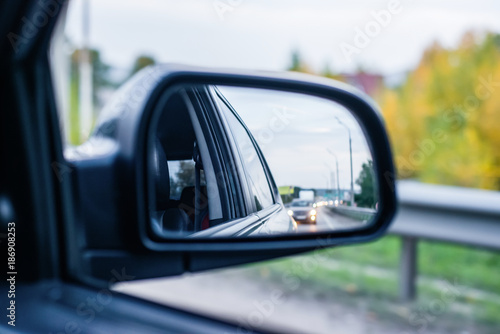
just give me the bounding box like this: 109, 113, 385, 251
329, 205, 376, 222
389, 181, 500, 300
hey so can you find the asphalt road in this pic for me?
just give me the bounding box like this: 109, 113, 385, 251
296, 206, 365, 233
113, 265, 422, 334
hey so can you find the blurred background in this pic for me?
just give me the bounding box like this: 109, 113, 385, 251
51, 1, 500, 333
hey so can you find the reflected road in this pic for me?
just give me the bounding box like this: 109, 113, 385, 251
296, 206, 365, 233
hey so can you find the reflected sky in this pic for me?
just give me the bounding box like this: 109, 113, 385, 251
218, 86, 372, 190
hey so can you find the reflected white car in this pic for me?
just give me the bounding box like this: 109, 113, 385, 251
287, 200, 317, 224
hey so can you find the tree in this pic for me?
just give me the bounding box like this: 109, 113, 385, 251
355, 160, 376, 208
69, 48, 112, 144
170, 161, 206, 199
170, 161, 195, 198
130, 55, 156, 76
378, 31, 500, 190
71, 48, 113, 91
287, 50, 312, 73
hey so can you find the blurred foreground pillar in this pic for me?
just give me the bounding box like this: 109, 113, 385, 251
79, 0, 92, 142
399, 236, 417, 301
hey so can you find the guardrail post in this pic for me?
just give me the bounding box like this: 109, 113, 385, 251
399, 236, 417, 301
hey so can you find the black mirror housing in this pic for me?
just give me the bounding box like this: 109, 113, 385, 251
67, 64, 397, 284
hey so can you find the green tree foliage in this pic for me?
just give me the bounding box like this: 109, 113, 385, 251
71, 49, 113, 92
170, 161, 195, 198
287, 50, 313, 73
130, 55, 156, 76
355, 160, 376, 208
170, 161, 206, 199
69, 48, 112, 144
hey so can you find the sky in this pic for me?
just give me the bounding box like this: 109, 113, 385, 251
59, 0, 500, 191
64, 0, 500, 77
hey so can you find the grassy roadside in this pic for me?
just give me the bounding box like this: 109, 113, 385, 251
320, 235, 500, 293
246, 235, 500, 330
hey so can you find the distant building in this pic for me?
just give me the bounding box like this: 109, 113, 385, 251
341, 72, 385, 96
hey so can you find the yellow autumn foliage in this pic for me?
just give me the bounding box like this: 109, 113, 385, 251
378, 31, 500, 190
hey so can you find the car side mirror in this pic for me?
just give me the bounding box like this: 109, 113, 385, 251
68, 64, 396, 283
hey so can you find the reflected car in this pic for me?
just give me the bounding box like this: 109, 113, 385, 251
287, 200, 317, 224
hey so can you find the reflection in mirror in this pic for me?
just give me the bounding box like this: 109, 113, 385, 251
147, 85, 378, 239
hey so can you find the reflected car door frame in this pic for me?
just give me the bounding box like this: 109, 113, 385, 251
185, 87, 248, 224
187, 86, 268, 236
183, 87, 243, 225
207, 86, 293, 235
211, 86, 282, 207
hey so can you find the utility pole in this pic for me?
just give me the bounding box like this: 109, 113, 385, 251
326, 149, 341, 203
334, 117, 355, 207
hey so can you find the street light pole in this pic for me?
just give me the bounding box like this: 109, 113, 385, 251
334, 117, 355, 207
322, 174, 330, 194
326, 149, 341, 202
322, 162, 336, 199
348, 132, 354, 206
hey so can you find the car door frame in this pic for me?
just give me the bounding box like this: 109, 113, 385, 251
1, 4, 398, 333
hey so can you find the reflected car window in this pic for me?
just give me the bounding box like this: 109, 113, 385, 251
216, 93, 274, 212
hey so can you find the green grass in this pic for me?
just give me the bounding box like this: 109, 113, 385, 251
246, 235, 500, 327
322, 235, 400, 268
418, 240, 500, 292
315, 236, 500, 293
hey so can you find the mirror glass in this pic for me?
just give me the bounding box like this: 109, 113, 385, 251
147, 85, 378, 238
